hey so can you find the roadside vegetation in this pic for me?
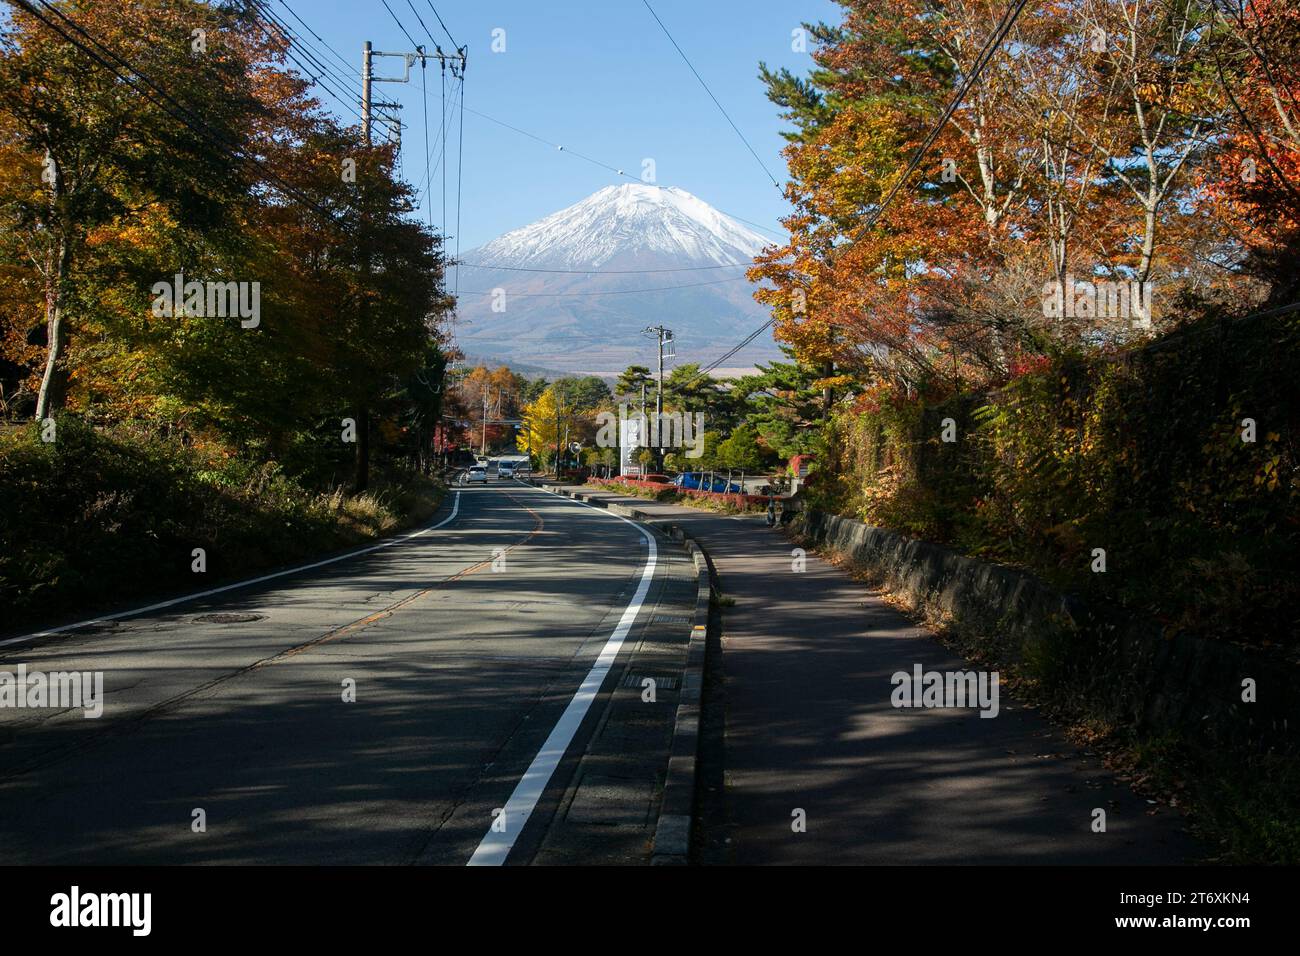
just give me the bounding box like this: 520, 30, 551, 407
588, 477, 769, 514
755, 1, 1300, 863
0, 418, 443, 630
0, 1, 452, 628
807, 311, 1298, 648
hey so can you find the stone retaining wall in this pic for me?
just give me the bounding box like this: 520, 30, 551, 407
794, 508, 1297, 754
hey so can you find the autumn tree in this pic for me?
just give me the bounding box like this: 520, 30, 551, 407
0, 0, 451, 491
0, 0, 259, 419
1198, 0, 1300, 302
752, 0, 1260, 401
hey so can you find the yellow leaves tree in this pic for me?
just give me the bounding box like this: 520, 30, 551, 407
516, 384, 566, 465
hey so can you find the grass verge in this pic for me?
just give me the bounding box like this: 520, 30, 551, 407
0, 418, 445, 632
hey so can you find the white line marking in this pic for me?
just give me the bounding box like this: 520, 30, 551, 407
467, 484, 657, 866
0, 492, 463, 650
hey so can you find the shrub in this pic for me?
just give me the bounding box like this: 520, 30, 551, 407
811, 312, 1299, 646
0, 417, 440, 627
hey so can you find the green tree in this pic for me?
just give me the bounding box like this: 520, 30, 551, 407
714, 423, 767, 471
614, 364, 652, 406
729, 347, 823, 460
553, 375, 611, 411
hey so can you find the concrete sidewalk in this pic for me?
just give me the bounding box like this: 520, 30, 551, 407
565, 485, 1201, 865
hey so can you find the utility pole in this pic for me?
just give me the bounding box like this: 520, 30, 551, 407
363, 44, 458, 139
361, 41, 372, 141
480, 387, 490, 455
642, 326, 673, 471
352, 41, 375, 492
353, 41, 465, 492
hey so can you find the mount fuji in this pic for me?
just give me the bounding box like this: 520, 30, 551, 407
451, 184, 781, 377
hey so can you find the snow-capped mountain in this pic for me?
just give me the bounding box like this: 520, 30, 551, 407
452, 184, 781, 377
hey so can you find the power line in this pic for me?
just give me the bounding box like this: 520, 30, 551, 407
370, 0, 466, 338
683, 0, 1032, 386
424, 0, 460, 50
253, 0, 353, 89
246, 0, 367, 125
690, 319, 776, 382
640, 0, 781, 191
403, 0, 443, 56
441, 52, 447, 244
857, 0, 1029, 235
454, 54, 466, 297
462, 104, 623, 175
379, 0, 421, 51
398, 0, 459, 233
422, 52, 433, 233
275, 0, 356, 78
20, 0, 345, 226
459, 104, 784, 240
414, 75, 460, 212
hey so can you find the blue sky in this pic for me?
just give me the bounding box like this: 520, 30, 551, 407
285, 0, 842, 251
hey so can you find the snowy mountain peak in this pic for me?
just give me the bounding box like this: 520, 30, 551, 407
462, 183, 771, 271
453, 183, 782, 376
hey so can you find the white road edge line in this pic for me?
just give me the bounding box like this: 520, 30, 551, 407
467, 482, 657, 866
0, 491, 463, 650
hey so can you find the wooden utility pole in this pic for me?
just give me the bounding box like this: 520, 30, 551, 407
353, 41, 374, 492
353, 42, 464, 491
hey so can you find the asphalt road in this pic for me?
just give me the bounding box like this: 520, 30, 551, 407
566, 487, 1203, 865
0, 481, 694, 865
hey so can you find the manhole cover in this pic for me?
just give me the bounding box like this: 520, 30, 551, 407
193, 613, 265, 624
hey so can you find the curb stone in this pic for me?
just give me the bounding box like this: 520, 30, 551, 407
533, 481, 713, 865
650, 522, 713, 865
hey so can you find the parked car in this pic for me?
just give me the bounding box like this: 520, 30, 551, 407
673, 472, 741, 494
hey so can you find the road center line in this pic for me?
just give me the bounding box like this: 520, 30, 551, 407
466, 483, 657, 866
0, 491, 463, 650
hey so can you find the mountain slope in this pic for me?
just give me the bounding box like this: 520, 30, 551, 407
452, 184, 781, 376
